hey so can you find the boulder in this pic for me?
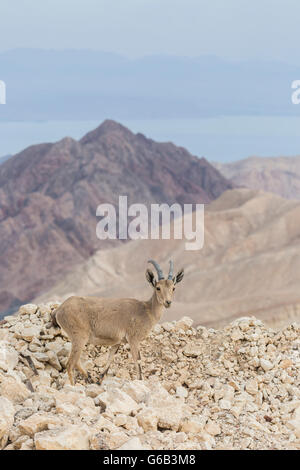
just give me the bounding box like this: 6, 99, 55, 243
16, 326, 41, 342
18, 412, 63, 437
156, 406, 183, 431
180, 416, 205, 434
245, 378, 258, 395
260, 359, 274, 372
35, 424, 90, 450
0, 341, 18, 371
122, 380, 150, 403
137, 409, 158, 432
96, 389, 139, 415
182, 343, 203, 357
0, 397, 15, 449
205, 420, 221, 436
176, 386, 188, 398
174, 317, 194, 331
46, 350, 62, 371
18, 304, 38, 316
117, 437, 146, 450
0, 375, 31, 404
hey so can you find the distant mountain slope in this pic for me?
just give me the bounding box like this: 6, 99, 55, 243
0, 155, 11, 165
36, 188, 300, 329
0, 120, 234, 317
213, 155, 300, 199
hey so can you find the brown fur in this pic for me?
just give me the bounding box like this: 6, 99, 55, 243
53, 266, 184, 385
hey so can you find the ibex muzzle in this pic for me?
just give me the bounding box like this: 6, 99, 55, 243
52, 260, 184, 385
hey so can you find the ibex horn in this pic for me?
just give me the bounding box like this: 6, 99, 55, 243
167, 260, 174, 280
148, 260, 164, 280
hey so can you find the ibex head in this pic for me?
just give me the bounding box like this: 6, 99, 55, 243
146, 259, 184, 308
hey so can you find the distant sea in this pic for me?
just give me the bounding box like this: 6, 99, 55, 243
1, 116, 300, 162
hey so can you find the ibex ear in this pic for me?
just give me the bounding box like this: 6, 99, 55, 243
146, 269, 156, 287
173, 268, 184, 285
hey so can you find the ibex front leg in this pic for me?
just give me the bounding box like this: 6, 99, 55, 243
129, 341, 143, 380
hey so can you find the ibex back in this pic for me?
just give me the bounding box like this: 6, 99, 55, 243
52, 260, 184, 385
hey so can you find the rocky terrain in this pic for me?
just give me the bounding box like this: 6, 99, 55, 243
0, 303, 299, 450
214, 155, 300, 200
0, 120, 234, 318
37, 188, 300, 329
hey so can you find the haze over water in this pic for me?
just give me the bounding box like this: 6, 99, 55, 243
1, 116, 300, 162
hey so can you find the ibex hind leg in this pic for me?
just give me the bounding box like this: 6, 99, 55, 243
76, 359, 88, 378
67, 335, 88, 386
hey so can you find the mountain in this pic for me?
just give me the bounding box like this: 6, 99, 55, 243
213, 155, 300, 199
0, 120, 234, 318
0, 155, 11, 165
36, 188, 300, 329
2, 49, 300, 121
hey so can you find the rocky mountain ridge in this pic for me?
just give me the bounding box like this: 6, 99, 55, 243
0, 303, 299, 450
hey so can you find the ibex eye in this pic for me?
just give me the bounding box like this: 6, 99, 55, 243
156, 287, 161, 291
173, 287, 176, 291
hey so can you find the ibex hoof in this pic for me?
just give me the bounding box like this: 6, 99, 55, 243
96, 373, 106, 385
84, 373, 93, 384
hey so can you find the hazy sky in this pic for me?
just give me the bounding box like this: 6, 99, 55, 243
1, 0, 300, 64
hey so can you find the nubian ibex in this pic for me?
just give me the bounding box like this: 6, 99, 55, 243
51, 260, 184, 385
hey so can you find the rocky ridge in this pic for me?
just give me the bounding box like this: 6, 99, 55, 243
0, 303, 299, 450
